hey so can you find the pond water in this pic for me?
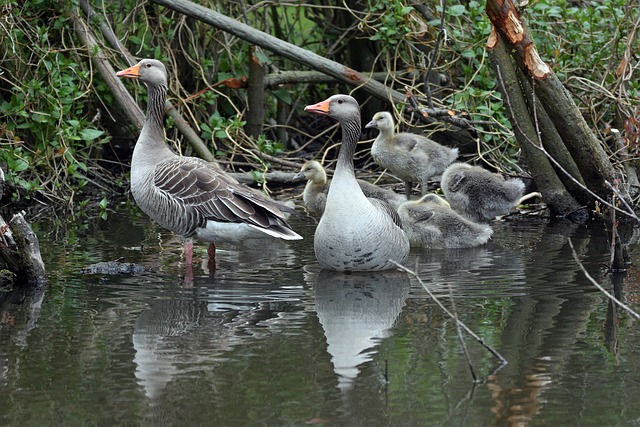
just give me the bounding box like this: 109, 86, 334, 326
1, 200, 640, 426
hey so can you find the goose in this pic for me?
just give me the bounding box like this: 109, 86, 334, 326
116, 59, 302, 271
304, 95, 409, 271
398, 194, 493, 248
440, 162, 525, 223
365, 111, 458, 197
292, 160, 406, 214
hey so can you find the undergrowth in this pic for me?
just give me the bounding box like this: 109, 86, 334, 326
0, 0, 637, 208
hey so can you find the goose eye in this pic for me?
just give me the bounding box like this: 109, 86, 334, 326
337, 99, 344, 104
145, 63, 152, 68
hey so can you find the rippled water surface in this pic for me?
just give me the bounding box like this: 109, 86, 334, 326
1, 202, 640, 426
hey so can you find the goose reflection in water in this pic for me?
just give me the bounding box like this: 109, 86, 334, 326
133, 293, 303, 400
132, 299, 233, 400
314, 268, 410, 391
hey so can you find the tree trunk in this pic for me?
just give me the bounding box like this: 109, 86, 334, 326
246, 46, 266, 139
485, 0, 619, 208
487, 35, 587, 221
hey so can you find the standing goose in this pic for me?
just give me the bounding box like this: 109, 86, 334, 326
440, 162, 525, 223
116, 59, 302, 270
304, 95, 409, 272
365, 111, 459, 198
292, 160, 406, 215
398, 194, 493, 249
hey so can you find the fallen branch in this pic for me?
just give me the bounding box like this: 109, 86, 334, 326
264, 70, 416, 88
151, 0, 407, 104
0, 211, 46, 286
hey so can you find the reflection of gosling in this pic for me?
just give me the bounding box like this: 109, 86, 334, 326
441, 163, 525, 223
293, 160, 406, 214
397, 194, 493, 249
365, 111, 458, 198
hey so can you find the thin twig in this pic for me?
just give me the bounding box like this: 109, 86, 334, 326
391, 261, 508, 365
567, 238, 640, 320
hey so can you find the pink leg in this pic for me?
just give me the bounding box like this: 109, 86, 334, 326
184, 240, 194, 268
183, 240, 194, 284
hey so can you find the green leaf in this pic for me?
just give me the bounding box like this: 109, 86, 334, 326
448, 5, 466, 16
80, 128, 104, 141
272, 89, 293, 105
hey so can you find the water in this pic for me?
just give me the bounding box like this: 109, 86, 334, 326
1, 201, 640, 426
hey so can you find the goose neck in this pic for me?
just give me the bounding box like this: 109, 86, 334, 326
145, 83, 167, 136
335, 117, 361, 173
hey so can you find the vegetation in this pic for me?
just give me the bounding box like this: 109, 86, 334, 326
0, 0, 637, 210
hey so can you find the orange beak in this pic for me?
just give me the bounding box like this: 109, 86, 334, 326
304, 98, 331, 115
116, 63, 141, 79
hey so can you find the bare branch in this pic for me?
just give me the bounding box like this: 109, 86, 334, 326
392, 261, 508, 366
568, 238, 640, 320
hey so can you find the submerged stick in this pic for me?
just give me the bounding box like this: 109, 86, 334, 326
568, 238, 640, 320
448, 284, 478, 382
392, 261, 508, 365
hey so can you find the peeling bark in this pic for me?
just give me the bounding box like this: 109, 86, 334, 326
486, 0, 618, 207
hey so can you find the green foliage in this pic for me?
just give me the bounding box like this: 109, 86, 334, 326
0, 0, 635, 207
0, 0, 109, 203
255, 136, 284, 157
368, 0, 415, 46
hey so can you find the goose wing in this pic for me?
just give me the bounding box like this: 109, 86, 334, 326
368, 198, 403, 228
153, 157, 292, 229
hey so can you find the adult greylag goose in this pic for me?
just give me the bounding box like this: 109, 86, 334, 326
397, 194, 493, 249
292, 160, 406, 214
365, 111, 458, 198
440, 162, 525, 223
304, 95, 409, 271
116, 59, 302, 271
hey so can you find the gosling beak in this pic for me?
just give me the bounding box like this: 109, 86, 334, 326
292, 171, 307, 182
364, 119, 377, 129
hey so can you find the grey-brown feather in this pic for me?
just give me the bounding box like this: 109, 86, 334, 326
398, 194, 493, 248
441, 163, 525, 223
124, 58, 301, 242
366, 111, 458, 196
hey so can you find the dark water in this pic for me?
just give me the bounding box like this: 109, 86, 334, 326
1, 201, 640, 426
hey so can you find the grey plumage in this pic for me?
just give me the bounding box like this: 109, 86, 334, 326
117, 59, 302, 250
292, 160, 406, 214
440, 163, 525, 223
304, 95, 409, 272
365, 111, 458, 197
398, 194, 493, 249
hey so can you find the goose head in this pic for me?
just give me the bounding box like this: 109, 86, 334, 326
304, 94, 361, 123
398, 193, 450, 221
293, 160, 327, 184
364, 111, 394, 132
116, 59, 168, 88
